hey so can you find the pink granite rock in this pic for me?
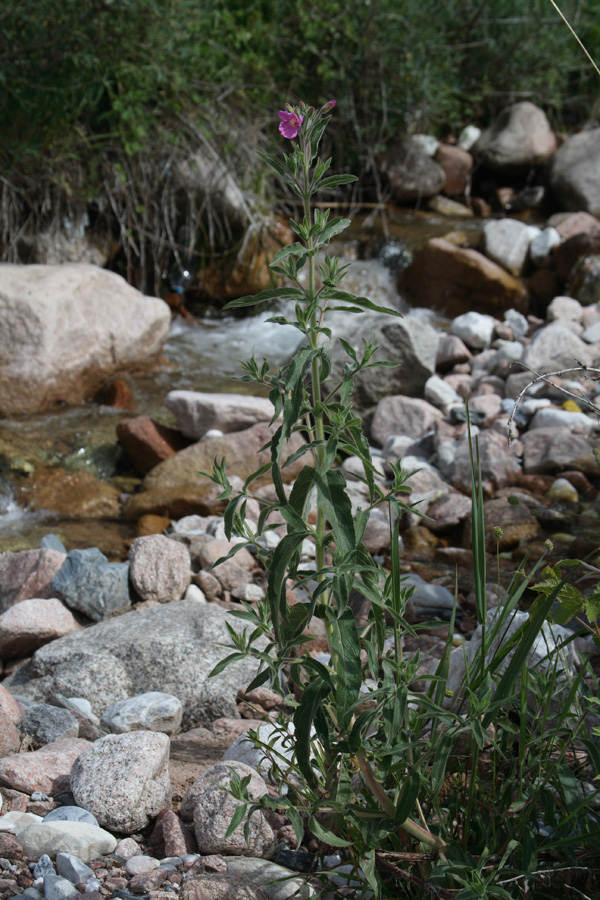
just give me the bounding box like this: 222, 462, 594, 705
0, 684, 24, 726
0, 550, 66, 613
0, 597, 80, 658
0, 738, 92, 794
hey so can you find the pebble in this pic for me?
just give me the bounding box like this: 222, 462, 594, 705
55, 851, 94, 883
43, 873, 79, 900
125, 855, 160, 876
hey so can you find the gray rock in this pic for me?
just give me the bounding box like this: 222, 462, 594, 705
20, 704, 79, 746
549, 128, 600, 218
55, 852, 94, 885
546, 295, 583, 322
569, 254, 600, 306
39, 536, 67, 554
2, 601, 265, 730
43, 808, 99, 828
529, 407, 595, 431
225, 858, 315, 900
378, 137, 445, 202
521, 427, 600, 475
101, 692, 183, 735
51, 548, 131, 622
473, 101, 557, 172
223, 723, 296, 782
450, 429, 521, 496
522, 319, 594, 373
33, 855, 55, 878
529, 227, 561, 266
70, 731, 171, 834
183, 761, 275, 858
165, 391, 274, 439
128, 535, 191, 603
330, 312, 439, 414
423, 375, 461, 409
371, 396, 443, 446
0, 597, 80, 659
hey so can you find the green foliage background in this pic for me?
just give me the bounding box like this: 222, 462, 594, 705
2, 0, 599, 170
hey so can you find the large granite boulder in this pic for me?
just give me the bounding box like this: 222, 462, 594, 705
549, 128, 600, 218
473, 102, 557, 172
2, 601, 266, 730
0, 264, 170, 415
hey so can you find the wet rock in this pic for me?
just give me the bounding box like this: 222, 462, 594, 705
2, 602, 266, 730
183, 761, 275, 858
70, 731, 171, 833
22, 468, 122, 518
378, 137, 445, 202
0, 739, 91, 795
399, 238, 528, 318
0, 263, 170, 416
473, 102, 557, 172
165, 391, 274, 440
116, 417, 188, 475
129, 534, 191, 603
51, 548, 131, 622
19, 705, 79, 747
0, 550, 66, 614
101, 692, 183, 735
0, 598, 80, 659
549, 128, 600, 218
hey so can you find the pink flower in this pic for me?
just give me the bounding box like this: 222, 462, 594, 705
278, 110, 304, 139
321, 99, 337, 112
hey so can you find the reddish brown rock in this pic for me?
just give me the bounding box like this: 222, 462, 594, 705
0, 738, 92, 794
94, 377, 135, 410
129, 869, 169, 893
116, 416, 188, 475
553, 226, 600, 281
437, 143, 473, 196
0, 708, 21, 757
0, 684, 24, 726
0, 787, 28, 812
0, 549, 65, 614
162, 809, 197, 857
548, 211, 599, 240
137, 514, 172, 537
21, 467, 121, 518
399, 238, 529, 318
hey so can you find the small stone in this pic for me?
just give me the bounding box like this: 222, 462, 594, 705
33, 856, 55, 878
129, 535, 191, 604
0, 833, 22, 858
44, 808, 99, 828
125, 856, 160, 876
55, 852, 94, 884
101, 693, 183, 736
546, 477, 579, 503
128, 869, 168, 893
21, 705, 79, 747
43, 874, 79, 900
114, 838, 143, 861
17, 822, 117, 862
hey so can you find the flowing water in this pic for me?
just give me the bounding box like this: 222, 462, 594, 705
0, 210, 481, 556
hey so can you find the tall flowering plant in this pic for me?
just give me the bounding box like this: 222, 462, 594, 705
208, 100, 447, 895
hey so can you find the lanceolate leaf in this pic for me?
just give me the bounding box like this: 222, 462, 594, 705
266, 531, 308, 643
315, 174, 359, 191
328, 607, 362, 730
223, 287, 304, 311
294, 679, 331, 786
269, 242, 308, 265
319, 289, 403, 317
313, 468, 356, 557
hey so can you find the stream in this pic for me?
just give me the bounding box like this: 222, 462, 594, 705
0, 210, 481, 557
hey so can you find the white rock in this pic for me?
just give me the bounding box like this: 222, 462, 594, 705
457, 125, 482, 151
504, 308, 529, 338
101, 692, 182, 735
0, 811, 43, 834
451, 312, 497, 349
481, 218, 532, 277
424, 375, 462, 409
529, 408, 595, 431
16, 822, 117, 862
411, 134, 439, 157
529, 227, 561, 266
184, 584, 207, 603
546, 295, 584, 322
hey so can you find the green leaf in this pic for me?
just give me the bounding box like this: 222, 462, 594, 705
314, 216, 351, 247
208, 652, 248, 679
313, 468, 356, 557
267, 531, 308, 642
223, 802, 248, 838
328, 607, 362, 729
223, 287, 304, 311
315, 174, 359, 191
281, 603, 311, 644
307, 814, 352, 847
270, 242, 307, 265
319, 289, 402, 317
294, 679, 331, 786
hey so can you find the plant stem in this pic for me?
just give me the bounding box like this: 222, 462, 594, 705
355, 750, 447, 856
